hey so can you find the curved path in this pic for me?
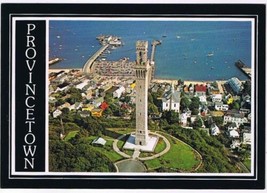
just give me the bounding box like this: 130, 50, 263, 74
113, 131, 203, 172
113, 134, 131, 159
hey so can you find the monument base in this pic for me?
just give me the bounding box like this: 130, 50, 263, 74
123, 134, 159, 152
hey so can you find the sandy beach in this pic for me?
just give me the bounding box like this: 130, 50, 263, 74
49, 68, 82, 73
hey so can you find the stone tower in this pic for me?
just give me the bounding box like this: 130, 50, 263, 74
135, 41, 151, 146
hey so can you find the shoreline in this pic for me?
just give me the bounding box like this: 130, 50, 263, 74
49, 68, 229, 84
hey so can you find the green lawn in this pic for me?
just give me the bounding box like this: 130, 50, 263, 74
93, 139, 123, 162
243, 158, 251, 171
64, 130, 79, 141
139, 137, 167, 158
83, 136, 123, 162
154, 138, 166, 154
144, 135, 201, 172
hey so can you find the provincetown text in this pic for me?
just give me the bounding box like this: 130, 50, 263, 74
23, 23, 37, 169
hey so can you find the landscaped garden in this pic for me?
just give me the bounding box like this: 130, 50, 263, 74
61, 127, 202, 172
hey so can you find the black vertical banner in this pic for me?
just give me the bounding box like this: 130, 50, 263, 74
15, 21, 46, 171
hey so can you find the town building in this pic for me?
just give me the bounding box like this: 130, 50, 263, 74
210, 123, 220, 136
162, 89, 181, 112
228, 77, 243, 94
242, 133, 251, 145
195, 84, 207, 96
53, 109, 62, 118
91, 108, 103, 117
212, 94, 222, 103
113, 86, 125, 98
215, 102, 229, 111
224, 110, 248, 126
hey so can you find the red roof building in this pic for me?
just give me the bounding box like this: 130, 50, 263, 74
100, 101, 109, 110
195, 84, 207, 92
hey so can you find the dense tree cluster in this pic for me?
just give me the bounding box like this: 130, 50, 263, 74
49, 110, 135, 172
49, 140, 116, 172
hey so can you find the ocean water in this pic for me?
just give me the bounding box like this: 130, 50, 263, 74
49, 20, 252, 80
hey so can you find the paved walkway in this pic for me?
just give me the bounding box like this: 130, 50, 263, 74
132, 149, 141, 159
112, 131, 203, 172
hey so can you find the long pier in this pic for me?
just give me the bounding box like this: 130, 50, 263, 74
235, 60, 251, 79
82, 44, 109, 73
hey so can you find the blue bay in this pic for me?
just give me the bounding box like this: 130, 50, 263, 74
49, 20, 251, 81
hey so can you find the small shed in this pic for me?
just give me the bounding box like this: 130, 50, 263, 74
92, 137, 107, 146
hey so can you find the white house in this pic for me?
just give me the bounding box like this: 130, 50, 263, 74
230, 139, 241, 149
215, 102, 229, 111
180, 113, 188, 126
53, 109, 62, 118
198, 95, 207, 104
113, 86, 125, 98
242, 133, 251, 145
210, 123, 220, 136
229, 129, 240, 138
162, 90, 181, 112
212, 94, 222, 103
223, 111, 248, 126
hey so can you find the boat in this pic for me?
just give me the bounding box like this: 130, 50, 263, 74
176, 36, 181, 39
207, 53, 214, 57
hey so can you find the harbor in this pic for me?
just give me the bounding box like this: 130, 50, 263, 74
82, 35, 160, 77
82, 35, 124, 73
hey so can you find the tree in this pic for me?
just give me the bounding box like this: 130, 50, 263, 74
148, 103, 159, 115
190, 97, 200, 110
55, 98, 65, 107
193, 117, 203, 128
213, 117, 224, 126
180, 97, 191, 111
162, 110, 179, 125
191, 108, 199, 115
61, 107, 70, 115
232, 101, 240, 110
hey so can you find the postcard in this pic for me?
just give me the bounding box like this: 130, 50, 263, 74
1, 3, 265, 189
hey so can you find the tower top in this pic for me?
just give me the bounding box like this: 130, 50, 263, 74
136, 40, 148, 50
